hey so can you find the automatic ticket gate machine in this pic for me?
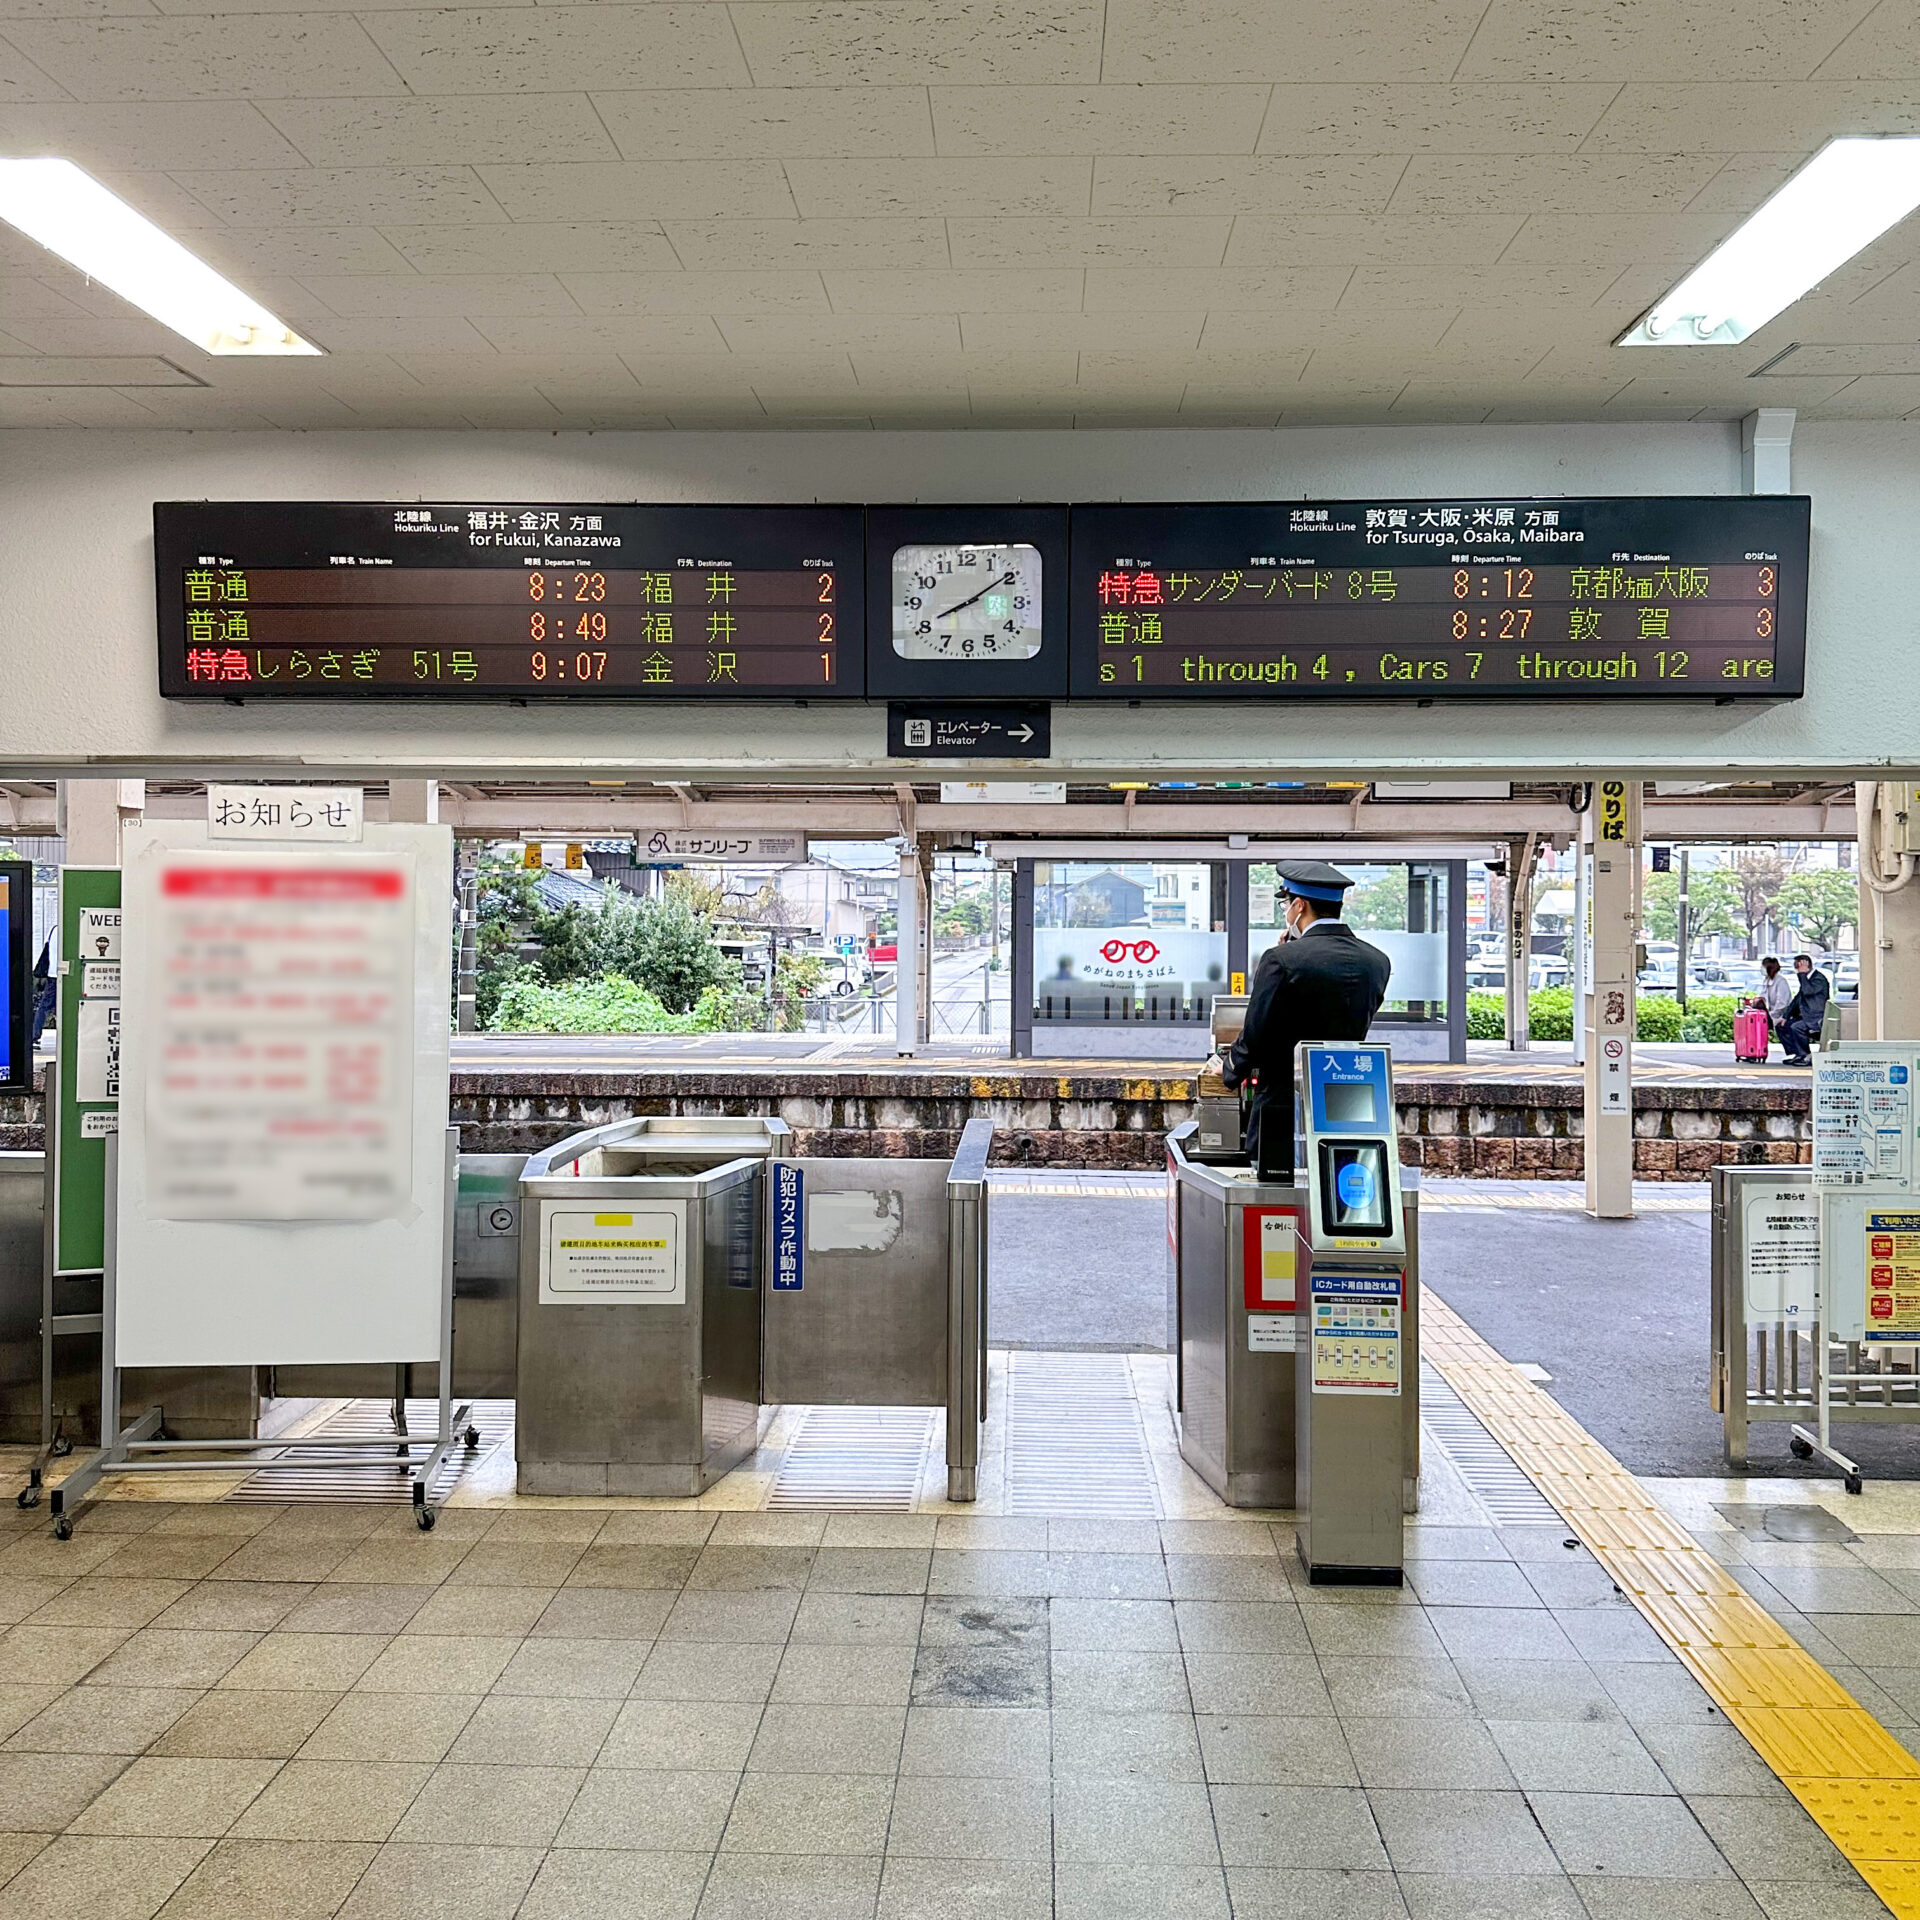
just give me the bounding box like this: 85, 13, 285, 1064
1294, 1042, 1409, 1585
515, 1115, 989, 1501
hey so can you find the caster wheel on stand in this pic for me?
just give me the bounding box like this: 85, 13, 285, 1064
1846, 1474, 1864, 1496
15, 1486, 38, 1510
416, 1507, 436, 1532
463, 1427, 481, 1449
53, 1515, 73, 1540
1790, 1435, 1814, 1460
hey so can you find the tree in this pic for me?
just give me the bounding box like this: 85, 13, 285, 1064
1773, 868, 1858, 952
1731, 847, 1793, 958
1642, 867, 1743, 944
631, 890, 733, 1013
1345, 868, 1409, 931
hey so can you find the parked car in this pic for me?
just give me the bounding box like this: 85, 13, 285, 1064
1466, 956, 1569, 993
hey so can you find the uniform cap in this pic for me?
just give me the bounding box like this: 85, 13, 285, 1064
1275, 859, 1356, 904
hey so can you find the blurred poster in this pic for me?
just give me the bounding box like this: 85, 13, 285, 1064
146, 854, 414, 1220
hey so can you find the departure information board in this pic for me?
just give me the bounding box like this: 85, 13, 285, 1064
155, 503, 865, 700
1069, 497, 1808, 700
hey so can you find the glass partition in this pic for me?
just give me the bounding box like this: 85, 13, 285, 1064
1031, 861, 1226, 1025
1250, 863, 1450, 1025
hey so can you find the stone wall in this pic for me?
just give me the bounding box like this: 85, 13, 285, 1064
1394, 1077, 1811, 1181
1, 1062, 1814, 1179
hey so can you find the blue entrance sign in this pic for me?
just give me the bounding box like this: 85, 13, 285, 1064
773, 1164, 804, 1291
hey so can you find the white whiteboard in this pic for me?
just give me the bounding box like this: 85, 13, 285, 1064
115, 820, 452, 1367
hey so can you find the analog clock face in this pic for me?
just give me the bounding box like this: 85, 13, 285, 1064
891, 543, 1042, 660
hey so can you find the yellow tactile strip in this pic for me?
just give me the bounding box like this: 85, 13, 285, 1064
1422, 1288, 1920, 1916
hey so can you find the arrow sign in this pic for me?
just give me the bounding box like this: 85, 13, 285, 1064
887, 703, 1051, 761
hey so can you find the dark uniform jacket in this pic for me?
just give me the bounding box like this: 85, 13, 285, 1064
1223, 920, 1392, 1179
1784, 967, 1830, 1031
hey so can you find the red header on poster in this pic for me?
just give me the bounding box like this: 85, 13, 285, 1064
161, 869, 406, 901
1243, 1205, 1302, 1311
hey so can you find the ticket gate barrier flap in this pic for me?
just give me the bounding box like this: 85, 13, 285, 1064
515, 1117, 788, 1498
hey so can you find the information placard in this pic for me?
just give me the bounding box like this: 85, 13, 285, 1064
1813, 1055, 1912, 1188
156, 502, 864, 701
1070, 496, 1808, 700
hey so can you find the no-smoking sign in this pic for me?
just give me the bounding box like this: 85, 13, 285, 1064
1603, 1039, 1625, 1059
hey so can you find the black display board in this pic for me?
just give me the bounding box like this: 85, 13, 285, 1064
0, 861, 29, 1094
1068, 496, 1809, 700
155, 502, 867, 700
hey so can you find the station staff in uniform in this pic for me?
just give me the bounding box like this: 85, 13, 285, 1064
1220, 861, 1393, 1179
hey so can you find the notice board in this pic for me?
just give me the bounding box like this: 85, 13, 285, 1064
113, 820, 452, 1367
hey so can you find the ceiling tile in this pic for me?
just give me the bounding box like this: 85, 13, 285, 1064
732, 1, 1103, 86
959, 311, 1205, 350
1680, 154, 1803, 215
931, 83, 1268, 156
5, 14, 408, 98
1092, 154, 1405, 216
720, 312, 962, 353
665, 218, 950, 269
1389, 152, 1725, 215
1225, 215, 1522, 265
1497, 212, 1735, 263
0, 40, 74, 103
360, 6, 749, 94
1257, 83, 1615, 153
1585, 83, 1920, 152
300, 314, 496, 351
1103, 0, 1487, 83
1337, 264, 1622, 308
476, 161, 798, 222
192, 227, 419, 276
787, 157, 1090, 218
1081, 265, 1349, 310
822, 268, 1082, 313
0, 304, 175, 352
1456, 0, 1878, 81
384, 223, 679, 274
561, 271, 828, 315
1198, 308, 1455, 353
1810, 5, 1920, 80
293, 272, 581, 317
171, 165, 503, 226
593, 86, 933, 159
0, 353, 197, 384
0, 98, 306, 171
261, 95, 617, 167
947, 216, 1231, 267
473, 313, 722, 351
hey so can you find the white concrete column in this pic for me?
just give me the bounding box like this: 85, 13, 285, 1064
1860, 781, 1883, 1041
1864, 780, 1920, 1042
58, 778, 144, 865
895, 848, 921, 1057
1585, 778, 1641, 1218
386, 780, 439, 824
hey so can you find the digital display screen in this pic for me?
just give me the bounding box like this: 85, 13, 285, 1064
1322, 1142, 1391, 1236
1322, 1081, 1381, 1128
1070, 496, 1808, 700
0, 864, 29, 1093
155, 503, 866, 700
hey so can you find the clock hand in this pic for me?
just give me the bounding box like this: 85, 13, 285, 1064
932, 570, 1017, 624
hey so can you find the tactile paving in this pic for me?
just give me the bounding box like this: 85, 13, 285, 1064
1423, 1287, 1920, 1917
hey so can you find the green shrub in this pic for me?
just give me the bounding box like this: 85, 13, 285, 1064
1463, 986, 1693, 1043
491, 973, 701, 1036
1680, 993, 1739, 1044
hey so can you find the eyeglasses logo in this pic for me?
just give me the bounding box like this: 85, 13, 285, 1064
1099, 938, 1160, 964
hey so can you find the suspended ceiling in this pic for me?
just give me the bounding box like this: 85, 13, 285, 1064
1, 0, 1919, 429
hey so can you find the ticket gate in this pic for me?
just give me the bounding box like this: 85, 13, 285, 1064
515, 1115, 988, 1500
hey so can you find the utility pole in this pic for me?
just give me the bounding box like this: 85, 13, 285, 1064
1677, 848, 1691, 1014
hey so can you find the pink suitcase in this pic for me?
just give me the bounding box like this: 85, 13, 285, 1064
1735, 1006, 1771, 1063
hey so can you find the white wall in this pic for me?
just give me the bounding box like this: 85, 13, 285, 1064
1, 419, 1915, 782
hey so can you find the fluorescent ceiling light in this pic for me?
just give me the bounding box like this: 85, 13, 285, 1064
0, 157, 319, 357
1618, 136, 1920, 348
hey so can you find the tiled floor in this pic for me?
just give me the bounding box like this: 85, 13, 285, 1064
0, 1485, 1888, 1918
